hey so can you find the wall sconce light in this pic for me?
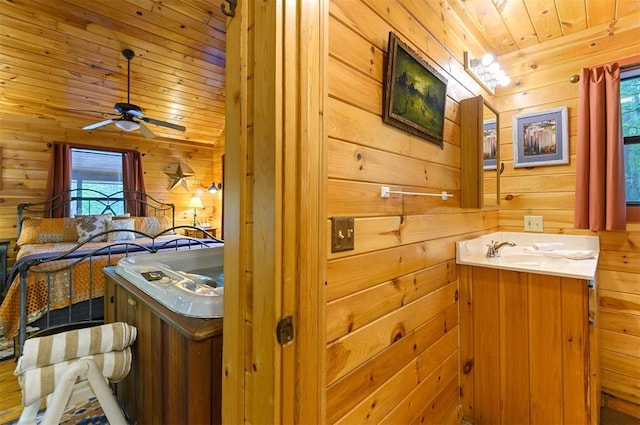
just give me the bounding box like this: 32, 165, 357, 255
208, 182, 223, 194
188, 195, 204, 226
464, 52, 510, 94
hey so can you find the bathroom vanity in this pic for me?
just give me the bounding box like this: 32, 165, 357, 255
103, 248, 224, 425
457, 232, 600, 425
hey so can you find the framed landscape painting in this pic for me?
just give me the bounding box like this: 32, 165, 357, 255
383, 32, 448, 147
513, 106, 568, 168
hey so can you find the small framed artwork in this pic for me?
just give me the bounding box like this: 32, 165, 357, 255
513, 106, 569, 168
383, 32, 448, 147
483, 119, 497, 170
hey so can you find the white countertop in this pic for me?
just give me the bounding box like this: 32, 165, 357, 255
456, 232, 599, 280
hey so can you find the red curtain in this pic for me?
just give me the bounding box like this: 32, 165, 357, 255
45, 143, 72, 217
574, 64, 626, 231
45, 143, 147, 217
122, 150, 147, 216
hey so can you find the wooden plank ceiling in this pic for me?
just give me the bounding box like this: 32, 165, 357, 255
449, 0, 640, 56
1, 0, 637, 148
0, 0, 226, 146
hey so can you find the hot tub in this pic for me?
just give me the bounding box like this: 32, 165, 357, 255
115, 245, 224, 318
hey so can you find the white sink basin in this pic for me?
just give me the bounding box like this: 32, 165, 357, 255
456, 232, 599, 279
500, 254, 568, 267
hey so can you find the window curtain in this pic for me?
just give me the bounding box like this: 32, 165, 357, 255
574, 63, 626, 231
45, 143, 72, 217
45, 143, 147, 217
122, 150, 148, 216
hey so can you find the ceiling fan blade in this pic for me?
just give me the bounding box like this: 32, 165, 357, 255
141, 117, 186, 132
83, 119, 115, 130
125, 109, 144, 119
138, 121, 157, 138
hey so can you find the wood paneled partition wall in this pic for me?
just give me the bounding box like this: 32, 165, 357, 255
223, 0, 326, 423
496, 17, 640, 416
225, 0, 500, 422
325, 1, 498, 423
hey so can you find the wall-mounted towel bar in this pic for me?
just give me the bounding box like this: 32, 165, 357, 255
380, 186, 453, 200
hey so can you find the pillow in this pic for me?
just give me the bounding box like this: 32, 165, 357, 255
75, 215, 112, 243
134, 216, 174, 237
106, 218, 136, 242
17, 218, 78, 246
157, 216, 174, 234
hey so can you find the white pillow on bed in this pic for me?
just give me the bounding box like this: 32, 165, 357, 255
106, 218, 136, 241
75, 214, 111, 243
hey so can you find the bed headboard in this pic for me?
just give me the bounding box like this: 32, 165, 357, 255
17, 189, 175, 237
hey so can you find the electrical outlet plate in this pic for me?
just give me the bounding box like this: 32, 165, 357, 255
524, 215, 543, 232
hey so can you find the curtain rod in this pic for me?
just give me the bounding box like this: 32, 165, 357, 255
569, 59, 640, 83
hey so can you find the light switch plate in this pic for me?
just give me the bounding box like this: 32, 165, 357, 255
524, 215, 543, 232
331, 217, 355, 252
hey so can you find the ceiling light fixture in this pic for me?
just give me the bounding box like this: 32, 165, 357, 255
464, 52, 510, 94
115, 119, 140, 132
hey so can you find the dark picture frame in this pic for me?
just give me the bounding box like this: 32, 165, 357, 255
483, 119, 497, 170
513, 106, 569, 168
383, 32, 448, 147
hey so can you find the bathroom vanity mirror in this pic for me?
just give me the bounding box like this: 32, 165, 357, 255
460, 95, 500, 208
483, 100, 499, 207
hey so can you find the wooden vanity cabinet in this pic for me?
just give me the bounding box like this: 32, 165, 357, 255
459, 265, 599, 425
103, 267, 223, 425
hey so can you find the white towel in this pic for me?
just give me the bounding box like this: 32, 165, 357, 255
16, 322, 137, 373
16, 348, 132, 406
532, 242, 564, 251
543, 249, 596, 260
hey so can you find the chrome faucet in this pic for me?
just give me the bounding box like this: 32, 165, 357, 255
486, 241, 516, 257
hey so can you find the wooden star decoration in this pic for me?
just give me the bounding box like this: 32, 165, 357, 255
165, 162, 195, 191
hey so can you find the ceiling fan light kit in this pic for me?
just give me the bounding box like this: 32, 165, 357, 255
83, 49, 186, 138
114, 120, 140, 132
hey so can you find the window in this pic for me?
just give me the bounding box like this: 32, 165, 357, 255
621, 67, 640, 207
70, 148, 124, 215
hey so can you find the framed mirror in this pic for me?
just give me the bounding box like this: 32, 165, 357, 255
460, 95, 500, 208
483, 100, 499, 207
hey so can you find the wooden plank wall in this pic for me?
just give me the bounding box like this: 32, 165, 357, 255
0, 107, 220, 268
496, 17, 640, 413
326, 1, 499, 423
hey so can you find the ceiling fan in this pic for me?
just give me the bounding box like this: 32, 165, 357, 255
83, 49, 186, 138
